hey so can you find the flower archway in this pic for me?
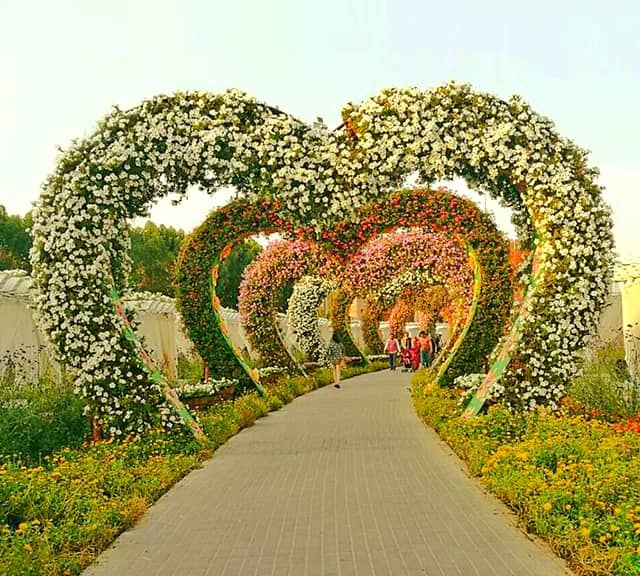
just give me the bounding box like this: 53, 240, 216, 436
286, 275, 336, 363
323, 188, 512, 385
31, 84, 613, 436
238, 240, 328, 370
338, 86, 614, 411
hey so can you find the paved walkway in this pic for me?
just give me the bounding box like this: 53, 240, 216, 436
84, 370, 571, 576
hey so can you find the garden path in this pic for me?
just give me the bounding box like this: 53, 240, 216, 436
83, 370, 571, 576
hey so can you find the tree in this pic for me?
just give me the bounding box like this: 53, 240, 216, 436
217, 238, 262, 309
129, 222, 185, 295
0, 205, 32, 271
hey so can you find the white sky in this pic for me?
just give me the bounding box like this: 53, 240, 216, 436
0, 0, 638, 260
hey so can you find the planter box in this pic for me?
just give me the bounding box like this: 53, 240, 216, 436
182, 386, 235, 409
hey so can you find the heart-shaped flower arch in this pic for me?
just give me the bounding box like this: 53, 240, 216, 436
237, 239, 329, 372
179, 187, 510, 393
238, 231, 468, 375
320, 188, 512, 385
31, 85, 614, 436
344, 230, 476, 380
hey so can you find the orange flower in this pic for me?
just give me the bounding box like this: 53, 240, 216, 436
220, 244, 232, 260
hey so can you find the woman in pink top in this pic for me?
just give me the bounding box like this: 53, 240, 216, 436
384, 336, 401, 371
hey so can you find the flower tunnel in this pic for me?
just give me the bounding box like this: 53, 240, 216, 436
30, 85, 613, 436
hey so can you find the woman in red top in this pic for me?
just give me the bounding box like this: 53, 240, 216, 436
410, 336, 421, 371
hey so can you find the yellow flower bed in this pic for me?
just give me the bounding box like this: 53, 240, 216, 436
0, 363, 386, 575
413, 372, 640, 576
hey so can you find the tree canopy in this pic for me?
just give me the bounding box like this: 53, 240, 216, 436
0, 205, 261, 304
0, 206, 32, 271
217, 238, 262, 309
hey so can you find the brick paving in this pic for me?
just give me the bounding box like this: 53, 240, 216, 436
83, 370, 571, 576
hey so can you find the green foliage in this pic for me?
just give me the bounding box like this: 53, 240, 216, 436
412, 371, 640, 576
275, 283, 294, 314
129, 221, 185, 295
0, 205, 32, 271
0, 361, 386, 575
361, 300, 384, 354
0, 206, 191, 295
216, 238, 262, 309
568, 344, 640, 419
0, 376, 90, 466
176, 353, 204, 385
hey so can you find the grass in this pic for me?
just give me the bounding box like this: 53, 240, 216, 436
0, 373, 90, 466
567, 343, 640, 420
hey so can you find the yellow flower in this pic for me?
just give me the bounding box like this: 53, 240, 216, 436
17, 522, 28, 531
543, 502, 552, 512
580, 528, 590, 538
23, 543, 33, 553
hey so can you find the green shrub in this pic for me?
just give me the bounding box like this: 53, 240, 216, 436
176, 352, 204, 384
568, 344, 640, 419
0, 377, 90, 466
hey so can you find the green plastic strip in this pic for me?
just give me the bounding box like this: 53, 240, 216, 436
433, 244, 483, 385
210, 262, 267, 395
109, 286, 205, 441
462, 243, 543, 418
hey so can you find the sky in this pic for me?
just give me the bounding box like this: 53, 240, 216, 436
0, 0, 638, 259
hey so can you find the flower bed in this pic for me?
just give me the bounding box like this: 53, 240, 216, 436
176, 378, 238, 408
0, 362, 387, 575
412, 371, 640, 575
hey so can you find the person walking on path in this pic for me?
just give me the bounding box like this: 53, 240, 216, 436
384, 335, 401, 371
325, 334, 345, 388
418, 331, 434, 368
410, 334, 421, 371
433, 332, 442, 356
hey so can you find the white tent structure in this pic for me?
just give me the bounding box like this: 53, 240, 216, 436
614, 263, 640, 379
3, 263, 638, 383
0, 270, 214, 382
0, 270, 56, 382
0, 270, 340, 382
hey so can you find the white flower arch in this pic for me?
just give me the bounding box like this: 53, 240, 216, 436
31, 83, 614, 435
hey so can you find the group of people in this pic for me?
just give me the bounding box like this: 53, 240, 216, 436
326, 328, 444, 389
384, 330, 441, 372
